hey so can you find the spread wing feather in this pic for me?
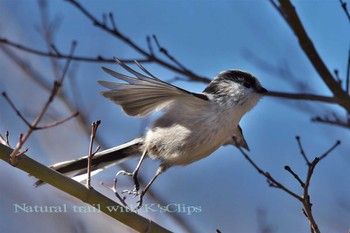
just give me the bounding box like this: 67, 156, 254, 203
99, 58, 208, 116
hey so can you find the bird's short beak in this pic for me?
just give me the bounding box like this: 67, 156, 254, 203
257, 87, 268, 94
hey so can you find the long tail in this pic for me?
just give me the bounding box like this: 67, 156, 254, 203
35, 137, 143, 186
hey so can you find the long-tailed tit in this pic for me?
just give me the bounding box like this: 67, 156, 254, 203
36, 58, 267, 207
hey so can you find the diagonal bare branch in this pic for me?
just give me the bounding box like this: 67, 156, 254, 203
276, 0, 350, 112
339, 0, 350, 23
0, 144, 171, 233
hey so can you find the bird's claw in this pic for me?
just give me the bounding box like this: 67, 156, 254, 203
122, 189, 139, 197
116, 170, 140, 192
120, 189, 144, 209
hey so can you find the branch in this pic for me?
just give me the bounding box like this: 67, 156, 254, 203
312, 115, 350, 129
266, 91, 338, 104
65, 0, 210, 84
292, 138, 340, 233
2, 35, 341, 108
2, 41, 78, 164
1, 92, 32, 128
2, 1, 348, 113
237, 146, 302, 201
0, 38, 146, 63
34, 111, 80, 130
318, 140, 341, 161
284, 165, 304, 188
152, 35, 189, 71
275, 0, 350, 112
295, 136, 310, 164
238, 137, 341, 233
302, 157, 320, 233
346, 45, 350, 94
0, 144, 171, 233
87, 120, 101, 188
0, 131, 10, 147
340, 0, 350, 23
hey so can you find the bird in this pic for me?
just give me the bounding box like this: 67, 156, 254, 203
36, 58, 267, 208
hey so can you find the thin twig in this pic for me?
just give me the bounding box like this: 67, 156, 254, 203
108, 12, 118, 31
50, 44, 61, 56
302, 157, 320, 233
284, 166, 305, 188
15, 148, 29, 158
346, 45, 350, 94
38, 0, 62, 79
100, 180, 128, 207
318, 140, 341, 161
265, 91, 338, 104
6, 41, 77, 165
340, 0, 350, 23
147, 36, 154, 56
295, 136, 310, 164
6, 131, 10, 146
312, 115, 350, 129
237, 146, 302, 201
34, 111, 79, 130
2, 92, 32, 128
269, 0, 288, 24
102, 13, 107, 26
152, 35, 188, 71
58, 41, 76, 82
333, 69, 341, 83
0, 131, 10, 147
87, 120, 101, 188
0, 38, 147, 64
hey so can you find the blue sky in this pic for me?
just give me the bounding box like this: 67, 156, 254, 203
0, 1, 349, 233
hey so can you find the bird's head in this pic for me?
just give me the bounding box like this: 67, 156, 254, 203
203, 70, 267, 112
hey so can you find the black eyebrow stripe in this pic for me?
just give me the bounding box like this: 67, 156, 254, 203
220, 70, 256, 85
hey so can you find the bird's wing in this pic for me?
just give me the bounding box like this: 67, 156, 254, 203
99, 58, 208, 117
223, 125, 250, 151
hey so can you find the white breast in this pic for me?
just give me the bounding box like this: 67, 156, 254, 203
143, 101, 239, 167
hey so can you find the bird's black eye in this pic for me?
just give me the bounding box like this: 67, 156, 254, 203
243, 82, 251, 88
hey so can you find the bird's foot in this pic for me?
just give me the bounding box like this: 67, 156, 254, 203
116, 169, 140, 192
